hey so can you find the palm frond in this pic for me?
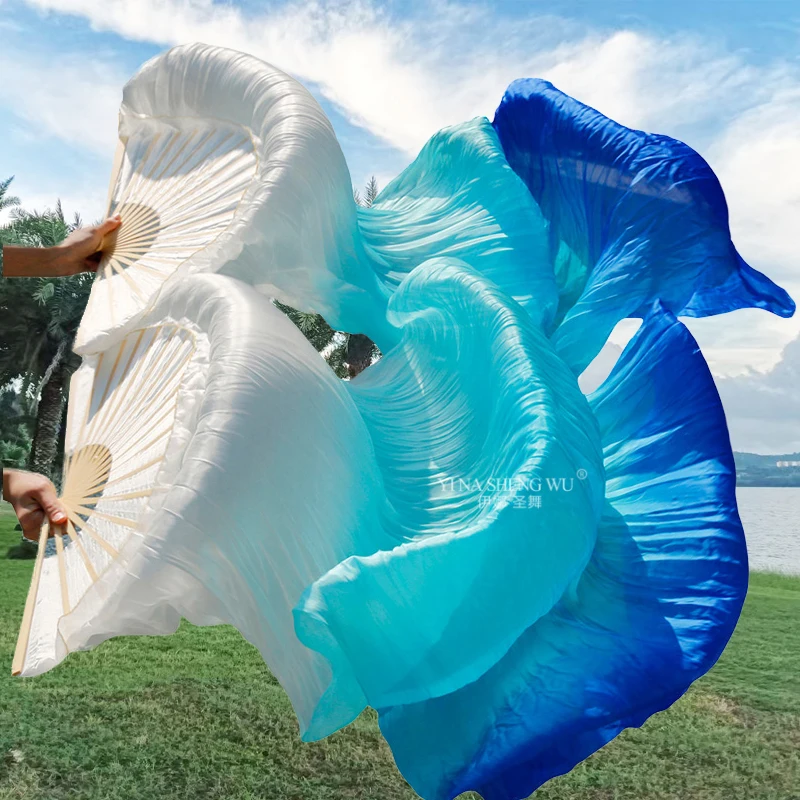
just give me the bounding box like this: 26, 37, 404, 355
364, 176, 379, 207
33, 281, 55, 305
0, 176, 20, 211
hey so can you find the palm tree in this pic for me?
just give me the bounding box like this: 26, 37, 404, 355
0, 387, 32, 469
0, 173, 383, 483
273, 300, 350, 379
0, 201, 91, 478
352, 175, 379, 208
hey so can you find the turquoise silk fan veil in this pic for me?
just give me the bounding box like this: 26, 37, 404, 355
11, 45, 794, 800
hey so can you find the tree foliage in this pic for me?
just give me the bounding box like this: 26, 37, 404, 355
0, 180, 89, 477
0, 386, 32, 468
0, 176, 20, 213
345, 176, 381, 376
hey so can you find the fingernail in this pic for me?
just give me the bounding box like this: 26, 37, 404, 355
54, 512, 67, 523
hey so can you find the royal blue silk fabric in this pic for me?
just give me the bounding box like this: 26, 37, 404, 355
491, 78, 794, 373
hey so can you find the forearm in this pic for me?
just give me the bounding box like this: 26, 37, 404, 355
1, 216, 120, 278
1, 245, 73, 278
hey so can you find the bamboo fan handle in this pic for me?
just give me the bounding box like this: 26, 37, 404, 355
11, 521, 52, 676
94, 139, 125, 265
97, 226, 120, 261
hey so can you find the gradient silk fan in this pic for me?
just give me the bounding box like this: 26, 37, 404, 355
11, 41, 393, 695
74, 42, 389, 355
11, 274, 390, 739
12, 39, 790, 800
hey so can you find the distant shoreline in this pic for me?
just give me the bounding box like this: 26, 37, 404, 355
734, 452, 800, 489
737, 482, 800, 488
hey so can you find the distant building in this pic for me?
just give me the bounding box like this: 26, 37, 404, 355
776, 461, 800, 468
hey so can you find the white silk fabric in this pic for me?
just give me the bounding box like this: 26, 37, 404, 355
24, 273, 393, 736
76, 43, 391, 354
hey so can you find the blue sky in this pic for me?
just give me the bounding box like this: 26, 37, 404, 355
1, 0, 799, 451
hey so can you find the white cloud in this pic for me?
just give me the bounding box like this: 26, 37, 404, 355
708, 86, 800, 289
21, 0, 440, 152
581, 320, 800, 454
16, 1, 790, 154
0, 50, 122, 155
682, 82, 800, 377
0, 47, 122, 219
685, 311, 800, 378
717, 333, 800, 453
2, 180, 109, 225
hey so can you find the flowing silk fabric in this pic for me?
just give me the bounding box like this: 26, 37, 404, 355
75, 43, 393, 354
296, 257, 605, 738
372, 303, 748, 800
491, 78, 794, 373
33, 274, 396, 739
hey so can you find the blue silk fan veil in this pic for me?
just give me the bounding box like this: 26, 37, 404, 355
11, 44, 794, 800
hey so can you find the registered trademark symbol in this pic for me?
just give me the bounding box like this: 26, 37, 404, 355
576, 468, 588, 480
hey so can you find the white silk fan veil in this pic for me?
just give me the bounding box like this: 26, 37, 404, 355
74, 42, 388, 356
11, 275, 388, 740
12, 321, 198, 676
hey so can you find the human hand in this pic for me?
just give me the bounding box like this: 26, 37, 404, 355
1, 215, 122, 278
52, 215, 122, 276
2, 469, 68, 541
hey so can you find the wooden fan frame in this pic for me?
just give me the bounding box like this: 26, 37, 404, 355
12, 323, 197, 676
94, 119, 258, 332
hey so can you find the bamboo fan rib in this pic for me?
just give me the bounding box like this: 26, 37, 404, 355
75, 120, 257, 351
12, 324, 197, 676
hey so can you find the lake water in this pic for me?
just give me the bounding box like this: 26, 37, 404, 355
737, 487, 800, 574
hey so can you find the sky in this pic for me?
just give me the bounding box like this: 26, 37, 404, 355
0, 0, 798, 452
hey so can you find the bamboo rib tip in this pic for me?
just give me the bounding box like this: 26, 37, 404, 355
11, 521, 50, 679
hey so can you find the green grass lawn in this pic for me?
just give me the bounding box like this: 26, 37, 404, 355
0, 504, 798, 800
